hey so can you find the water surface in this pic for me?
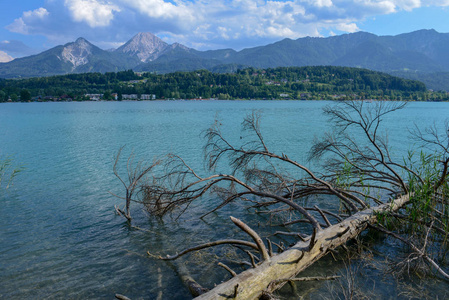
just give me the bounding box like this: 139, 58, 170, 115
0, 100, 448, 299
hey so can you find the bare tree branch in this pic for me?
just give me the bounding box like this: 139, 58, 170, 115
111, 101, 449, 298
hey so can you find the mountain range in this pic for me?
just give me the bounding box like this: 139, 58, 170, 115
1, 30, 449, 91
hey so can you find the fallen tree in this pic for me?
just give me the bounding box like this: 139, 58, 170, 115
113, 100, 448, 299
195, 194, 410, 299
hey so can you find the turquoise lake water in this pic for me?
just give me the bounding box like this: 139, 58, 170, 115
0, 100, 448, 299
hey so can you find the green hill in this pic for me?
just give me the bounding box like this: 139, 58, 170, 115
3, 66, 445, 102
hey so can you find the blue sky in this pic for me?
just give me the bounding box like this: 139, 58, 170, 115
1, 0, 449, 61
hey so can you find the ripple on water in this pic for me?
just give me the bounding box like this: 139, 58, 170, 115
1, 101, 448, 299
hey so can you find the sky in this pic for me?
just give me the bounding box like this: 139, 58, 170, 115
1, 0, 449, 61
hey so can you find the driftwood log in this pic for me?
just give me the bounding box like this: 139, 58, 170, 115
195, 194, 410, 299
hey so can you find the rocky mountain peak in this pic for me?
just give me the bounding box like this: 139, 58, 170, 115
116, 32, 169, 62
74, 37, 90, 46
61, 37, 93, 69
170, 42, 190, 51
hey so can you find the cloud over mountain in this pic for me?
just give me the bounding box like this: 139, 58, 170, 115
65, 0, 120, 27
5, 0, 449, 52
0, 50, 13, 63
0, 40, 39, 58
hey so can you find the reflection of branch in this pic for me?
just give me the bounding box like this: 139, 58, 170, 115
148, 104, 418, 232
112, 146, 161, 221
152, 239, 259, 261
370, 224, 449, 280
114, 101, 449, 298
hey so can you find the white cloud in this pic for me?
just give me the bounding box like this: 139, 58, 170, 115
0, 50, 14, 63
24, 7, 50, 19
5, 0, 449, 52
183, 0, 309, 43
218, 27, 230, 40
425, 0, 449, 5
266, 26, 296, 37
363, 1, 397, 14
396, 0, 421, 11
65, 0, 120, 27
7, 18, 28, 35
336, 23, 360, 32
119, 0, 192, 20
302, 0, 334, 8
6, 7, 49, 34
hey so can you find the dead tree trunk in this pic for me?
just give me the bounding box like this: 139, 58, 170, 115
112, 102, 448, 299
195, 194, 410, 299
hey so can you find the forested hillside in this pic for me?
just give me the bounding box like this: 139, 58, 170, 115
1, 66, 447, 102
1, 30, 449, 91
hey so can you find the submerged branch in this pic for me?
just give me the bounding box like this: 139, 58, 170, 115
370, 224, 449, 281
152, 239, 259, 261
111, 102, 449, 298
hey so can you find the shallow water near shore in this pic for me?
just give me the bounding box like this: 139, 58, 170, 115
0, 100, 448, 299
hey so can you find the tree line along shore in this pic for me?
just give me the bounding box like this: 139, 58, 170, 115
1, 66, 448, 102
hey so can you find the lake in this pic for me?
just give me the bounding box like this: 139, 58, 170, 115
0, 100, 448, 299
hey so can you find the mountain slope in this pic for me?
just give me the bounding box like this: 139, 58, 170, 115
0, 38, 139, 78
137, 29, 449, 84
220, 30, 449, 73
1, 29, 449, 91
135, 44, 224, 73
115, 32, 169, 62
332, 41, 444, 72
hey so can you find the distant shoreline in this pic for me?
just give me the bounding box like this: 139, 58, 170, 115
2, 98, 449, 104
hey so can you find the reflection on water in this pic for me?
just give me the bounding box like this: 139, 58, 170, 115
0, 100, 448, 299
